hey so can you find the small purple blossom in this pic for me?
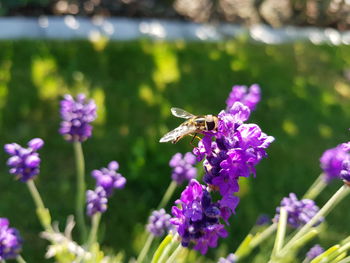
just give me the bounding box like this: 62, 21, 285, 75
320, 142, 350, 182
59, 94, 97, 142
273, 193, 322, 228
0, 218, 22, 260
305, 244, 324, 261
86, 186, 108, 217
4, 138, 44, 182
340, 159, 350, 182
170, 180, 228, 254
256, 214, 271, 226
226, 84, 261, 112
91, 161, 126, 196
218, 253, 237, 263
169, 152, 197, 184
146, 209, 174, 237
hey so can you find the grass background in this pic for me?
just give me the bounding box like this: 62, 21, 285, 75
0, 39, 350, 262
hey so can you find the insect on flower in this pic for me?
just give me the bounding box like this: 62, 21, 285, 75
159, 108, 218, 144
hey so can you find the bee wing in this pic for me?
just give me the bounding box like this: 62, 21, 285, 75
171, 107, 195, 119
159, 124, 196, 143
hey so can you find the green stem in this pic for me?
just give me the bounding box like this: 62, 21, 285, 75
338, 256, 350, 263
165, 244, 183, 263
151, 235, 173, 263
87, 212, 101, 248
136, 234, 155, 263
303, 174, 327, 200
16, 255, 26, 263
74, 142, 87, 242
26, 180, 53, 232
271, 207, 287, 259
158, 181, 178, 210
158, 234, 179, 263
235, 223, 277, 261
250, 223, 277, 248
281, 185, 350, 257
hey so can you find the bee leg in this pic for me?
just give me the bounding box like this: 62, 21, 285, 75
190, 133, 201, 147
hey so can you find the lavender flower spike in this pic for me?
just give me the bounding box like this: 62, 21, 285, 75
0, 218, 22, 260
170, 179, 229, 254
320, 142, 350, 182
146, 209, 174, 237
273, 193, 322, 228
91, 161, 126, 196
86, 187, 108, 217
305, 244, 324, 262
4, 138, 44, 182
169, 152, 197, 185
226, 84, 261, 112
59, 94, 97, 142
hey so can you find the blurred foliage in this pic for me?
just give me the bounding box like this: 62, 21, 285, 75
1, 0, 350, 30
0, 39, 350, 262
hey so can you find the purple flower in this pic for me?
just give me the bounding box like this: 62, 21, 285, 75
218, 253, 237, 263
320, 143, 350, 182
226, 84, 261, 112
59, 94, 97, 142
146, 209, 174, 237
86, 186, 108, 217
305, 244, 324, 261
4, 138, 44, 182
340, 159, 350, 182
169, 152, 197, 184
91, 161, 126, 196
170, 180, 228, 254
273, 193, 322, 228
0, 218, 22, 260
256, 214, 271, 226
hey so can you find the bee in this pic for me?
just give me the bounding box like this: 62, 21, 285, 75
159, 107, 219, 144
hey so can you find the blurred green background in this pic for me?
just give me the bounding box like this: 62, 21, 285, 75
1, 39, 350, 262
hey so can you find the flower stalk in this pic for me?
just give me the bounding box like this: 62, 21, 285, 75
16, 256, 26, 263
136, 234, 155, 263
271, 207, 288, 260
165, 244, 184, 263
87, 212, 101, 248
74, 141, 87, 242
303, 174, 327, 200
157, 181, 177, 210
26, 180, 53, 232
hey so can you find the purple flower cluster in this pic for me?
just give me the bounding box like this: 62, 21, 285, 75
169, 152, 197, 185
91, 161, 126, 196
305, 244, 324, 261
0, 218, 22, 260
171, 87, 273, 254
59, 94, 97, 142
86, 186, 108, 217
146, 209, 174, 237
218, 253, 237, 263
320, 142, 350, 182
4, 138, 44, 182
226, 84, 261, 112
170, 180, 229, 254
196, 102, 274, 221
273, 193, 322, 228
86, 161, 126, 217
